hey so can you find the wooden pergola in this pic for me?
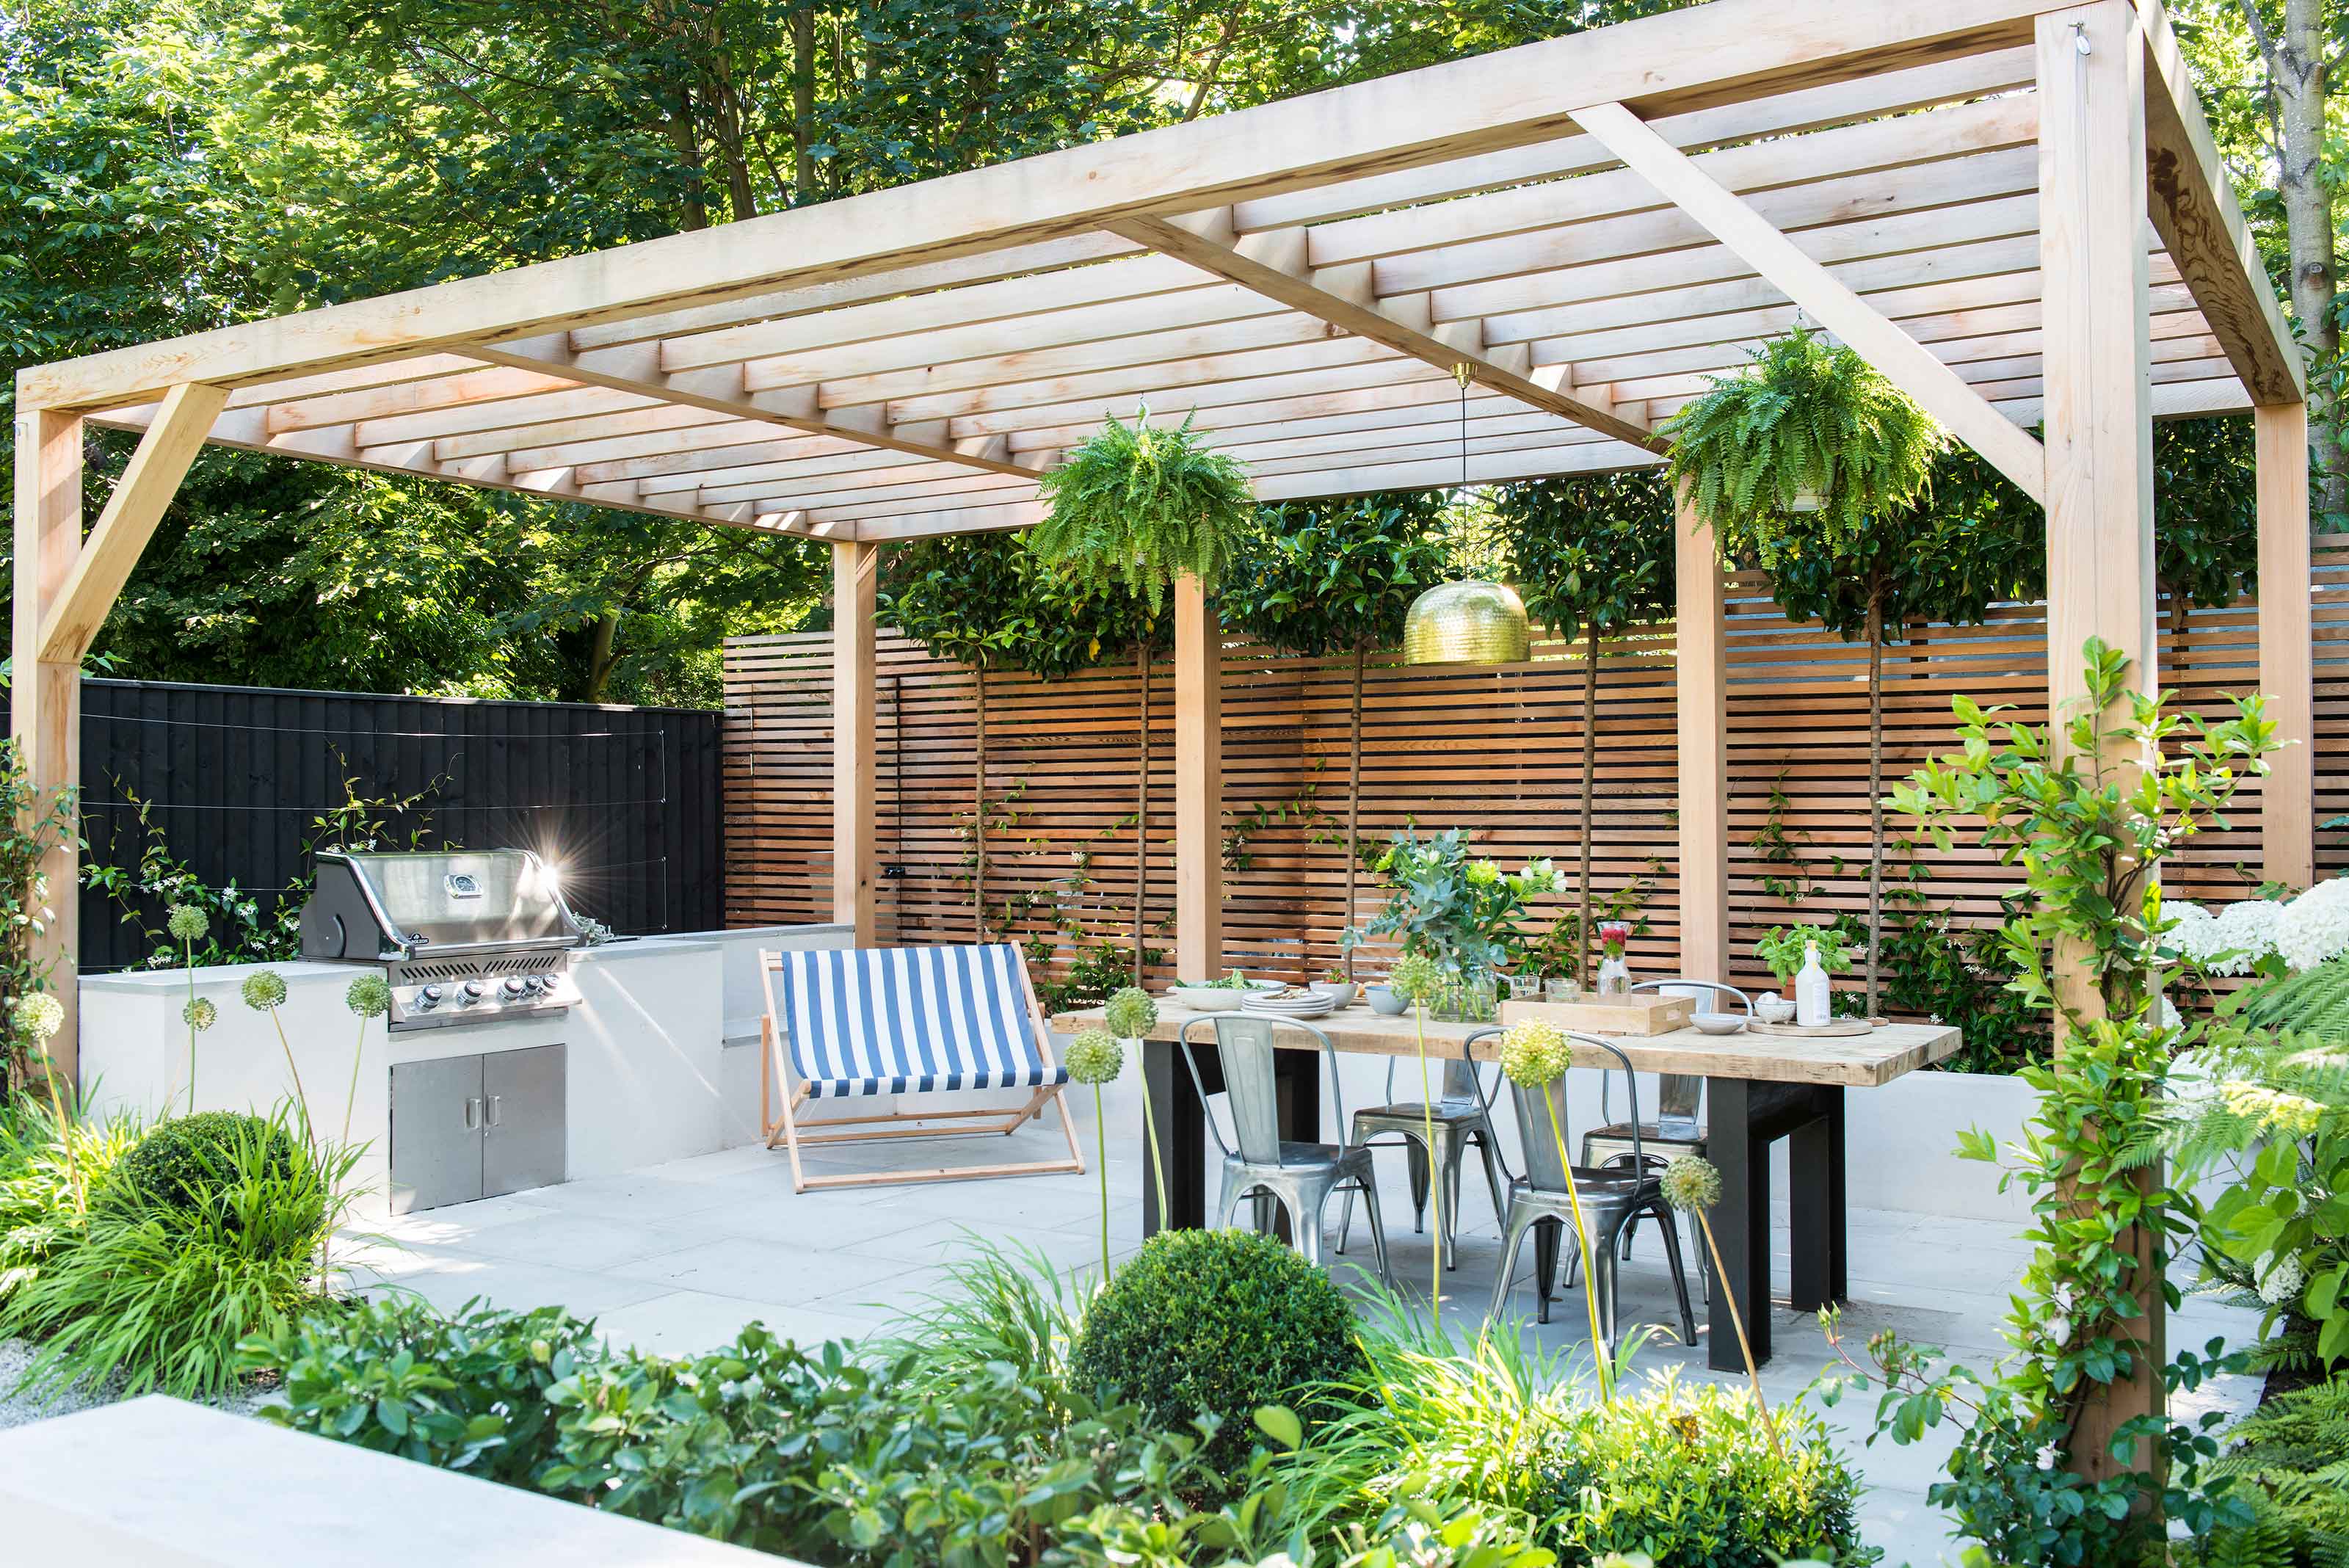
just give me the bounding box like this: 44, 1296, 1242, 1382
11, 0, 2313, 1088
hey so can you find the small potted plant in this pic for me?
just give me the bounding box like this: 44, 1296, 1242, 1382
1753, 923, 1854, 1021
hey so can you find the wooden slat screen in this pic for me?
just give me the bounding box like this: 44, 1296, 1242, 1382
724, 539, 2349, 1003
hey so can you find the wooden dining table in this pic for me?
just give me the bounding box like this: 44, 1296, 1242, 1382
1053, 998, 1961, 1371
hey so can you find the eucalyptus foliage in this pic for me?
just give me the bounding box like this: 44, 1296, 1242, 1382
1662, 327, 1943, 567
1028, 409, 1255, 612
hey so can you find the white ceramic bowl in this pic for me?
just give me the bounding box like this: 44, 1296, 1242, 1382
1693, 1012, 1746, 1035
1170, 981, 1277, 1012
1309, 980, 1356, 1007
1754, 996, 1796, 1025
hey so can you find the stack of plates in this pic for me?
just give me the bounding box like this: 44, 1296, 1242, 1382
1243, 986, 1336, 1020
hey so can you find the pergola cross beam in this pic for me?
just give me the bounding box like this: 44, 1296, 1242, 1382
1570, 98, 2050, 503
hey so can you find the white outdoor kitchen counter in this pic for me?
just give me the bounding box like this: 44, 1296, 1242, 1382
79, 923, 852, 1217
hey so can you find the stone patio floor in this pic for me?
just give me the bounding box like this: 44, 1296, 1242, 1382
348, 1099, 2260, 1568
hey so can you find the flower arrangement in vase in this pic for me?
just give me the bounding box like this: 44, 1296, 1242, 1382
1345, 827, 1565, 1022
1594, 920, 1633, 997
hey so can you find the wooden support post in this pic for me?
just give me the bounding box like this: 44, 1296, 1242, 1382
832, 541, 879, 943
10, 407, 86, 1083
2038, 0, 2161, 1482
2256, 400, 2314, 888
1673, 487, 1729, 983
1173, 575, 1222, 980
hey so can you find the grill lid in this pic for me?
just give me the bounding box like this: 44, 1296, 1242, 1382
302, 849, 582, 960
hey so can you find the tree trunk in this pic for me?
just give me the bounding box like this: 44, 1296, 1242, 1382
1346, 641, 1365, 982
1865, 573, 1884, 1017
663, 103, 709, 232
585, 610, 621, 703
790, 4, 818, 201
2274, 0, 2341, 520
1579, 623, 1599, 987
1133, 640, 1150, 987
973, 666, 987, 940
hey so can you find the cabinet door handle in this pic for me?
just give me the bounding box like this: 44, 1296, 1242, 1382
487, 1095, 504, 1128
463, 1097, 482, 1130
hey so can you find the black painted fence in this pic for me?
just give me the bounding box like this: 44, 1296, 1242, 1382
78, 679, 722, 973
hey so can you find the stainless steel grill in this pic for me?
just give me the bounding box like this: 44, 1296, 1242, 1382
299, 849, 584, 1032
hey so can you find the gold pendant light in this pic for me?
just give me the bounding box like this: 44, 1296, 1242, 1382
1401, 363, 1532, 666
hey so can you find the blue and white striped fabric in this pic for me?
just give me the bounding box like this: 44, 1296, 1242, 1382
773, 943, 1068, 1100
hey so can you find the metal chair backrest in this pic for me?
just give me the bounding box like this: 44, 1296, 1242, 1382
1627, 977, 1749, 1140
1379, 1053, 1485, 1111
1179, 1014, 1340, 1166
1464, 1026, 1641, 1191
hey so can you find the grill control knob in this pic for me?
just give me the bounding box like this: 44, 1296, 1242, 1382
501, 976, 528, 998
417, 984, 444, 1011
461, 980, 486, 1005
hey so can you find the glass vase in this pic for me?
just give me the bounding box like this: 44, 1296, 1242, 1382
1433, 968, 1499, 1023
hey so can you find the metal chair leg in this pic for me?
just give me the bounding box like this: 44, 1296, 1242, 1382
1404, 1137, 1431, 1233
1290, 1188, 1322, 1267
1532, 1216, 1562, 1326
1354, 1174, 1395, 1290
1473, 1128, 1506, 1227
1488, 1205, 1536, 1323
1335, 1183, 1355, 1255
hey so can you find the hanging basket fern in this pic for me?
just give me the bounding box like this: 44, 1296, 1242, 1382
1660, 327, 1943, 569
1027, 406, 1255, 612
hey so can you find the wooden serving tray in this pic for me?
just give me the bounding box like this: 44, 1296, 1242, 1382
1498, 993, 1695, 1037
1748, 1018, 1877, 1039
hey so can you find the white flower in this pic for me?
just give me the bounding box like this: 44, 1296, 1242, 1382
2256, 1251, 2306, 1307
2172, 899, 2285, 976
2157, 996, 2181, 1032
2276, 876, 2349, 972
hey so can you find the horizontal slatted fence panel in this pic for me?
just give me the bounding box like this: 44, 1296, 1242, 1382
725, 540, 2345, 1008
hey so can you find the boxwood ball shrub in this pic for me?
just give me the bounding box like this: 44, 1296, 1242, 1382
1536, 1372, 1876, 1567
107, 1109, 311, 1219
1071, 1227, 1365, 1476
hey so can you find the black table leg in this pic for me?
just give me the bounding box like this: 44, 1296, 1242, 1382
1790, 1086, 1848, 1310
1704, 1077, 1773, 1372
1142, 1039, 1207, 1235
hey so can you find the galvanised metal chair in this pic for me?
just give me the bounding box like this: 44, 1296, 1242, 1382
1333, 1054, 1507, 1271
1580, 978, 1749, 1295
1470, 1026, 1696, 1349
1179, 1015, 1392, 1284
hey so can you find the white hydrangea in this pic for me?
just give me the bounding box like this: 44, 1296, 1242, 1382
2157, 995, 2181, 1032
2276, 876, 2349, 973
2256, 1251, 2306, 1307
2169, 898, 2286, 976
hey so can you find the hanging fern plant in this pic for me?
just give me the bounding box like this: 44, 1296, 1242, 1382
1660, 327, 1943, 570
1027, 405, 1255, 612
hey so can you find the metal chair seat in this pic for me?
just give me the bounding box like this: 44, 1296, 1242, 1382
1181, 1016, 1393, 1282
1335, 1053, 1508, 1270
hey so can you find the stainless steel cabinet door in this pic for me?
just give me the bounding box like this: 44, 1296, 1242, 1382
389, 1054, 487, 1213
482, 1044, 566, 1199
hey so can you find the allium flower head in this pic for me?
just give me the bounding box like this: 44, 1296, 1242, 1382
167, 904, 209, 943
1064, 1028, 1123, 1086
346, 973, 391, 1020
183, 996, 217, 1031
1388, 951, 1442, 1003
1104, 986, 1158, 1039
1661, 1154, 1723, 1213
12, 991, 64, 1042
241, 970, 288, 1012
1499, 1019, 1569, 1086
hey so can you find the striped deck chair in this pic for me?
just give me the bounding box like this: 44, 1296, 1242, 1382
757, 943, 1086, 1191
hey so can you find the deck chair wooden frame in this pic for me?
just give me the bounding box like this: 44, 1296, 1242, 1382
758, 943, 1086, 1192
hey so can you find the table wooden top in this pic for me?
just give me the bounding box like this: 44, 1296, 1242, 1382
1052, 1000, 1961, 1089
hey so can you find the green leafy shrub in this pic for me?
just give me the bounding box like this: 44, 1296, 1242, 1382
0, 1096, 143, 1296
1533, 1372, 1876, 1567
1, 1103, 352, 1399
105, 1108, 309, 1219
1072, 1227, 1365, 1476
2187, 1378, 2349, 1568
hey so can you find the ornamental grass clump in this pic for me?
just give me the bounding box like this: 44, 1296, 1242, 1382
1105, 985, 1172, 1221
1064, 1026, 1124, 1282
1497, 1018, 1611, 1400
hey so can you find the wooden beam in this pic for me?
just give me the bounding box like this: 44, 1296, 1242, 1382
1107, 210, 1660, 449
2138, 0, 2304, 404
1174, 575, 1222, 980
2036, 0, 2161, 1481
832, 542, 879, 941
1674, 486, 1729, 984
2257, 400, 2314, 887
10, 407, 84, 1082
19, 0, 2047, 410
1569, 98, 2047, 504
37, 382, 229, 663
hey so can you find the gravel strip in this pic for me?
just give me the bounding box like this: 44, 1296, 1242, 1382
0, 1337, 277, 1431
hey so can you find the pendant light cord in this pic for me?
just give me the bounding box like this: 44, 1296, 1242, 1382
1452, 362, 1472, 492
